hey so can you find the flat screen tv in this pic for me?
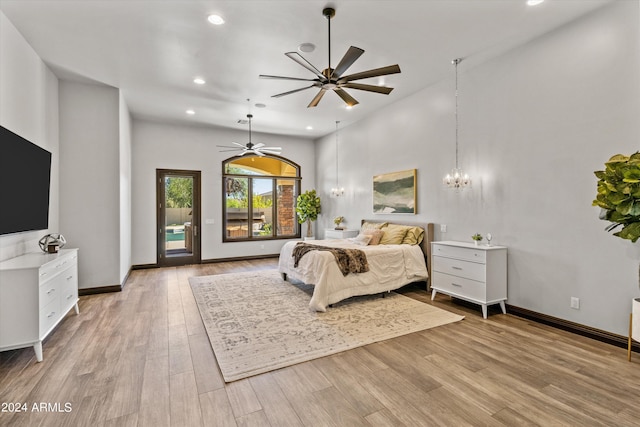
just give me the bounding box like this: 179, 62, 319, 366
0, 125, 52, 235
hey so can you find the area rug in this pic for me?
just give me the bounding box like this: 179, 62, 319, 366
189, 269, 464, 382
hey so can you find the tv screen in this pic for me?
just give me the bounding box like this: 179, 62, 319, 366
0, 126, 52, 235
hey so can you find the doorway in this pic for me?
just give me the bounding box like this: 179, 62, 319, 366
157, 169, 201, 266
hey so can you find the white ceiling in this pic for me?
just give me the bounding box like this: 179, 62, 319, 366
1, 0, 612, 138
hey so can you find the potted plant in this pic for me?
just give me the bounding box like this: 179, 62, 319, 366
592, 152, 640, 242
296, 189, 321, 239
333, 216, 345, 230
471, 233, 483, 246
593, 152, 640, 360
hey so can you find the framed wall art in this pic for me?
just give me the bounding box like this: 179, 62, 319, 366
372, 169, 416, 214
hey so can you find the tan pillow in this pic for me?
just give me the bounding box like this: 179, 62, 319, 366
362, 229, 384, 245
402, 226, 425, 245
361, 221, 387, 231
379, 224, 409, 245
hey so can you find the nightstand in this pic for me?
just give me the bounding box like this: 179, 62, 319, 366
430, 241, 507, 319
325, 229, 359, 239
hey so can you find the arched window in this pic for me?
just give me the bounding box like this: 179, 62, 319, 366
222, 154, 301, 241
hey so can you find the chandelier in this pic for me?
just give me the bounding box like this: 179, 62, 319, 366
443, 58, 471, 190
331, 120, 345, 197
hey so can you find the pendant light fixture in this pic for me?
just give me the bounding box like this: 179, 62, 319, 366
443, 58, 471, 190
331, 120, 345, 197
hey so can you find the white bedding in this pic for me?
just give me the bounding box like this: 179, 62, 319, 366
278, 239, 429, 311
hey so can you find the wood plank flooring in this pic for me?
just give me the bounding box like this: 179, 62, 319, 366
1, 259, 639, 426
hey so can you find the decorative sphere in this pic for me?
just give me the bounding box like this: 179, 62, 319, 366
38, 234, 66, 252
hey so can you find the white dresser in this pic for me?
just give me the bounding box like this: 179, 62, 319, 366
325, 229, 359, 239
0, 248, 79, 361
431, 241, 507, 319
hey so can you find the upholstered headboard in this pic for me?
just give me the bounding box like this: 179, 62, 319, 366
360, 220, 434, 286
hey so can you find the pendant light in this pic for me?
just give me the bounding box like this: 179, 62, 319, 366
331, 121, 345, 197
443, 58, 471, 190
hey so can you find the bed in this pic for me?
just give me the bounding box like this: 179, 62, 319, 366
278, 221, 434, 311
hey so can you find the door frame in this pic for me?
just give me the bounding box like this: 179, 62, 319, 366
156, 169, 201, 267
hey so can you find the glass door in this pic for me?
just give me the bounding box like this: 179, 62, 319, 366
157, 169, 201, 266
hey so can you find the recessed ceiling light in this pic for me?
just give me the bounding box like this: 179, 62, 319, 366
186, 109, 195, 115
207, 14, 225, 25
526, 0, 544, 6
298, 43, 316, 53
345, 105, 353, 110
306, 126, 313, 130
193, 77, 205, 85
255, 103, 266, 108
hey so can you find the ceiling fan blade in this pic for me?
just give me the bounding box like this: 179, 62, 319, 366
340, 82, 394, 94
272, 85, 317, 98
334, 89, 359, 107
252, 143, 265, 149
218, 149, 243, 152
285, 52, 326, 80
260, 146, 282, 150
259, 74, 318, 82
331, 46, 365, 80
253, 150, 266, 157
258, 149, 281, 155
307, 89, 327, 108
338, 64, 401, 83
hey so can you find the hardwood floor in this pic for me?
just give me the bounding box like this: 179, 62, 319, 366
1, 259, 639, 426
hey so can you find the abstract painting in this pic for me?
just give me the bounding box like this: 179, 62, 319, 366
373, 169, 416, 214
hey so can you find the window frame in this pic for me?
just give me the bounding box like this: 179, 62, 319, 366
222, 154, 301, 242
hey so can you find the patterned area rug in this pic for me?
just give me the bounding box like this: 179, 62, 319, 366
189, 269, 464, 382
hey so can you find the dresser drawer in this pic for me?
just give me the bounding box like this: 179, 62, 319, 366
432, 244, 486, 263
432, 256, 486, 282
432, 272, 485, 301
38, 252, 76, 284
39, 298, 61, 335
39, 264, 76, 309
39, 278, 59, 309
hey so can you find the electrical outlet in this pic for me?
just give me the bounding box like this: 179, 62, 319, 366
570, 297, 580, 310
440, 224, 447, 233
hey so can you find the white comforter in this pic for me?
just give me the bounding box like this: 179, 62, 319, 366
278, 239, 429, 312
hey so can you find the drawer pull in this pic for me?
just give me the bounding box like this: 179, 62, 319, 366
451, 283, 462, 287
452, 266, 463, 270
66, 294, 74, 300
47, 288, 56, 295
40, 272, 47, 277
47, 311, 56, 318
66, 275, 73, 280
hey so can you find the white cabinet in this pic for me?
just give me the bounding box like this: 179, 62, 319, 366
431, 241, 507, 319
0, 249, 79, 361
325, 229, 359, 239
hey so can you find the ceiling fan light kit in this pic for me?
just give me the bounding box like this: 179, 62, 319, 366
217, 114, 282, 157
260, 7, 401, 108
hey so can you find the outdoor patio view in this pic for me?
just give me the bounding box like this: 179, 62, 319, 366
223, 155, 300, 241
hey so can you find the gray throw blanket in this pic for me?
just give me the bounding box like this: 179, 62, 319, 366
292, 242, 369, 276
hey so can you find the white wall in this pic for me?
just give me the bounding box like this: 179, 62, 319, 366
0, 11, 59, 261
59, 81, 121, 289
131, 119, 316, 265
316, 0, 640, 336
119, 93, 132, 283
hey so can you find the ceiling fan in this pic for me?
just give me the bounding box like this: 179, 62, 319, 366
259, 7, 401, 108
217, 114, 281, 157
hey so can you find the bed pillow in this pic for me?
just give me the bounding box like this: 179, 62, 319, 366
401, 226, 425, 245
361, 221, 387, 231
379, 223, 410, 245
349, 233, 372, 246
362, 229, 384, 245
